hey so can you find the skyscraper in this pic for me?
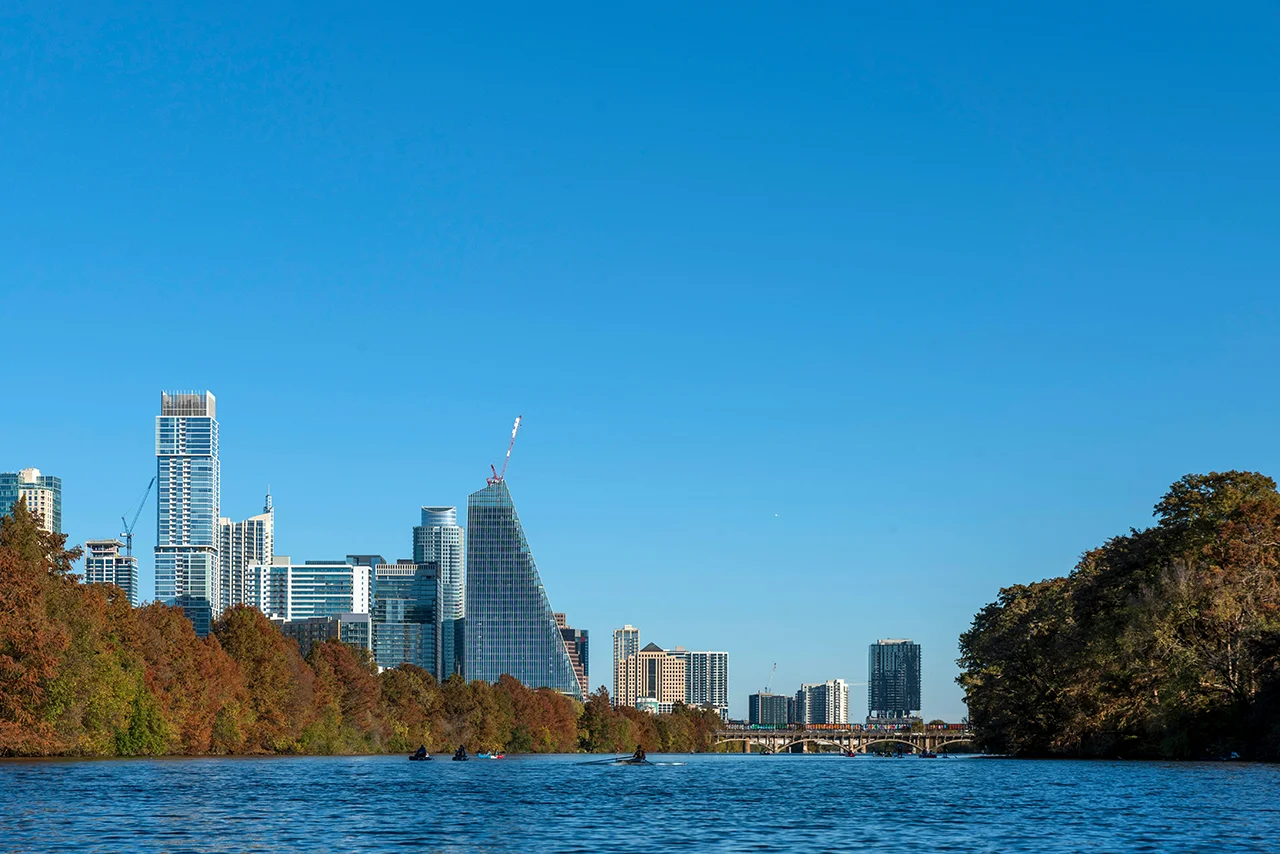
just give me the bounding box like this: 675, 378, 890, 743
413, 506, 464, 678
749, 692, 789, 727
84, 538, 139, 606
680, 650, 730, 720
155, 391, 220, 635
372, 560, 441, 676
794, 679, 849, 725
868, 639, 922, 723
0, 468, 62, 534
616, 643, 687, 709
612, 625, 640, 705
463, 480, 581, 698
220, 492, 274, 611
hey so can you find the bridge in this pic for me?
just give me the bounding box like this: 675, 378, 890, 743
712, 726, 977, 754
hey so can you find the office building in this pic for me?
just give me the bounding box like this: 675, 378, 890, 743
243, 557, 370, 621
155, 391, 220, 635
680, 649, 729, 720
555, 613, 590, 697
636, 698, 676, 715
794, 679, 849, 725
220, 492, 274, 611
868, 639, 922, 722
0, 468, 62, 534
372, 560, 441, 677
616, 643, 687, 709
463, 480, 581, 698
749, 692, 789, 727
612, 625, 640, 705
273, 612, 371, 659
83, 538, 139, 606
413, 506, 464, 678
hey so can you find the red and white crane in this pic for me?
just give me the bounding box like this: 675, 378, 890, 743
487, 415, 523, 485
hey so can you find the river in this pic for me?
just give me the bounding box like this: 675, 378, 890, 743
1, 753, 1276, 852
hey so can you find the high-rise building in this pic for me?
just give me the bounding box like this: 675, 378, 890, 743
155, 391, 220, 635
413, 506, 464, 678
794, 679, 849, 725
84, 538, 139, 606
372, 560, 441, 677
749, 692, 789, 727
679, 649, 729, 720
0, 468, 62, 534
555, 613, 590, 697
616, 643, 687, 709
612, 625, 640, 705
242, 557, 370, 621
220, 492, 274, 611
868, 639, 922, 722
464, 480, 581, 698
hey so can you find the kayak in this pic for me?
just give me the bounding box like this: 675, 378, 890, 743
452, 755, 468, 761
477, 753, 506, 759
408, 754, 432, 761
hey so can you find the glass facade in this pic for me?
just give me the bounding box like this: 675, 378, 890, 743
794, 679, 849, 725
413, 506, 464, 678
749, 692, 789, 727
372, 561, 440, 676
288, 561, 371, 620
868, 639, 922, 721
0, 469, 63, 534
155, 391, 220, 634
464, 481, 581, 699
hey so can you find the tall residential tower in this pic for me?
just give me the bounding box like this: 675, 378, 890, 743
220, 491, 274, 611
0, 468, 62, 534
413, 506, 464, 678
155, 390, 220, 635
868, 639, 922, 723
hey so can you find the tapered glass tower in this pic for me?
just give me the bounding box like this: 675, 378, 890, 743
413, 506, 464, 678
464, 480, 581, 698
155, 390, 220, 635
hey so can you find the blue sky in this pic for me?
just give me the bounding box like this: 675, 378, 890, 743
2, 2, 1277, 720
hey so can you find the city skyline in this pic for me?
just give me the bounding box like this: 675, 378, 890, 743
7, 0, 1277, 721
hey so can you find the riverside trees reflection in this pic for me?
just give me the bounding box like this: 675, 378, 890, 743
959, 471, 1280, 760
0, 500, 721, 757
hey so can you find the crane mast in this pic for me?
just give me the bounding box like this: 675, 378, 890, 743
120, 476, 156, 557
487, 416, 523, 485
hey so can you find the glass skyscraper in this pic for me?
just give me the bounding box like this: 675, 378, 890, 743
413, 506, 464, 678
0, 468, 62, 534
372, 560, 440, 676
868, 639, 922, 722
220, 491, 274, 611
155, 391, 220, 635
464, 481, 581, 699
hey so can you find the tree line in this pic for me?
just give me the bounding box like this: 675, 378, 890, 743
958, 471, 1280, 760
0, 500, 722, 757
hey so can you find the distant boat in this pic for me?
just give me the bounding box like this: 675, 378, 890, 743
919, 751, 937, 758
477, 752, 506, 759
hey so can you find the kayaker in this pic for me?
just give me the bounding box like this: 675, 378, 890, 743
454, 745, 468, 760
413, 745, 427, 760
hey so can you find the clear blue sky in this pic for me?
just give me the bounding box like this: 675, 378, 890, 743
2, 2, 1277, 720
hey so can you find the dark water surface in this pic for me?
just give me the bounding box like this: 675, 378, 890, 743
2, 753, 1277, 852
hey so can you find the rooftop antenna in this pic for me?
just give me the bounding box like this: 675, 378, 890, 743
120, 476, 156, 557
487, 415, 523, 485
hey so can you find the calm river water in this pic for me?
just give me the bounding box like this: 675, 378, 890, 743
1, 753, 1277, 852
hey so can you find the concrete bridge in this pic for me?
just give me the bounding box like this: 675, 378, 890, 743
712, 726, 977, 754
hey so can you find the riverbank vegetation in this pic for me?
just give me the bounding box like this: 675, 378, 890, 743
0, 501, 721, 757
958, 471, 1280, 760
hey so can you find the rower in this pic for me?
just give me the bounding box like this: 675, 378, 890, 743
632, 745, 646, 762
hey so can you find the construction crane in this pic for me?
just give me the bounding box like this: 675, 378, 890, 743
120, 476, 156, 557
765, 662, 777, 694
486, 416, 523, 485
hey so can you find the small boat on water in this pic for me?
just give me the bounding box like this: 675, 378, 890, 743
477, 752, 506, 760
919, 751, 938, 758
408, 754, 432, 761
